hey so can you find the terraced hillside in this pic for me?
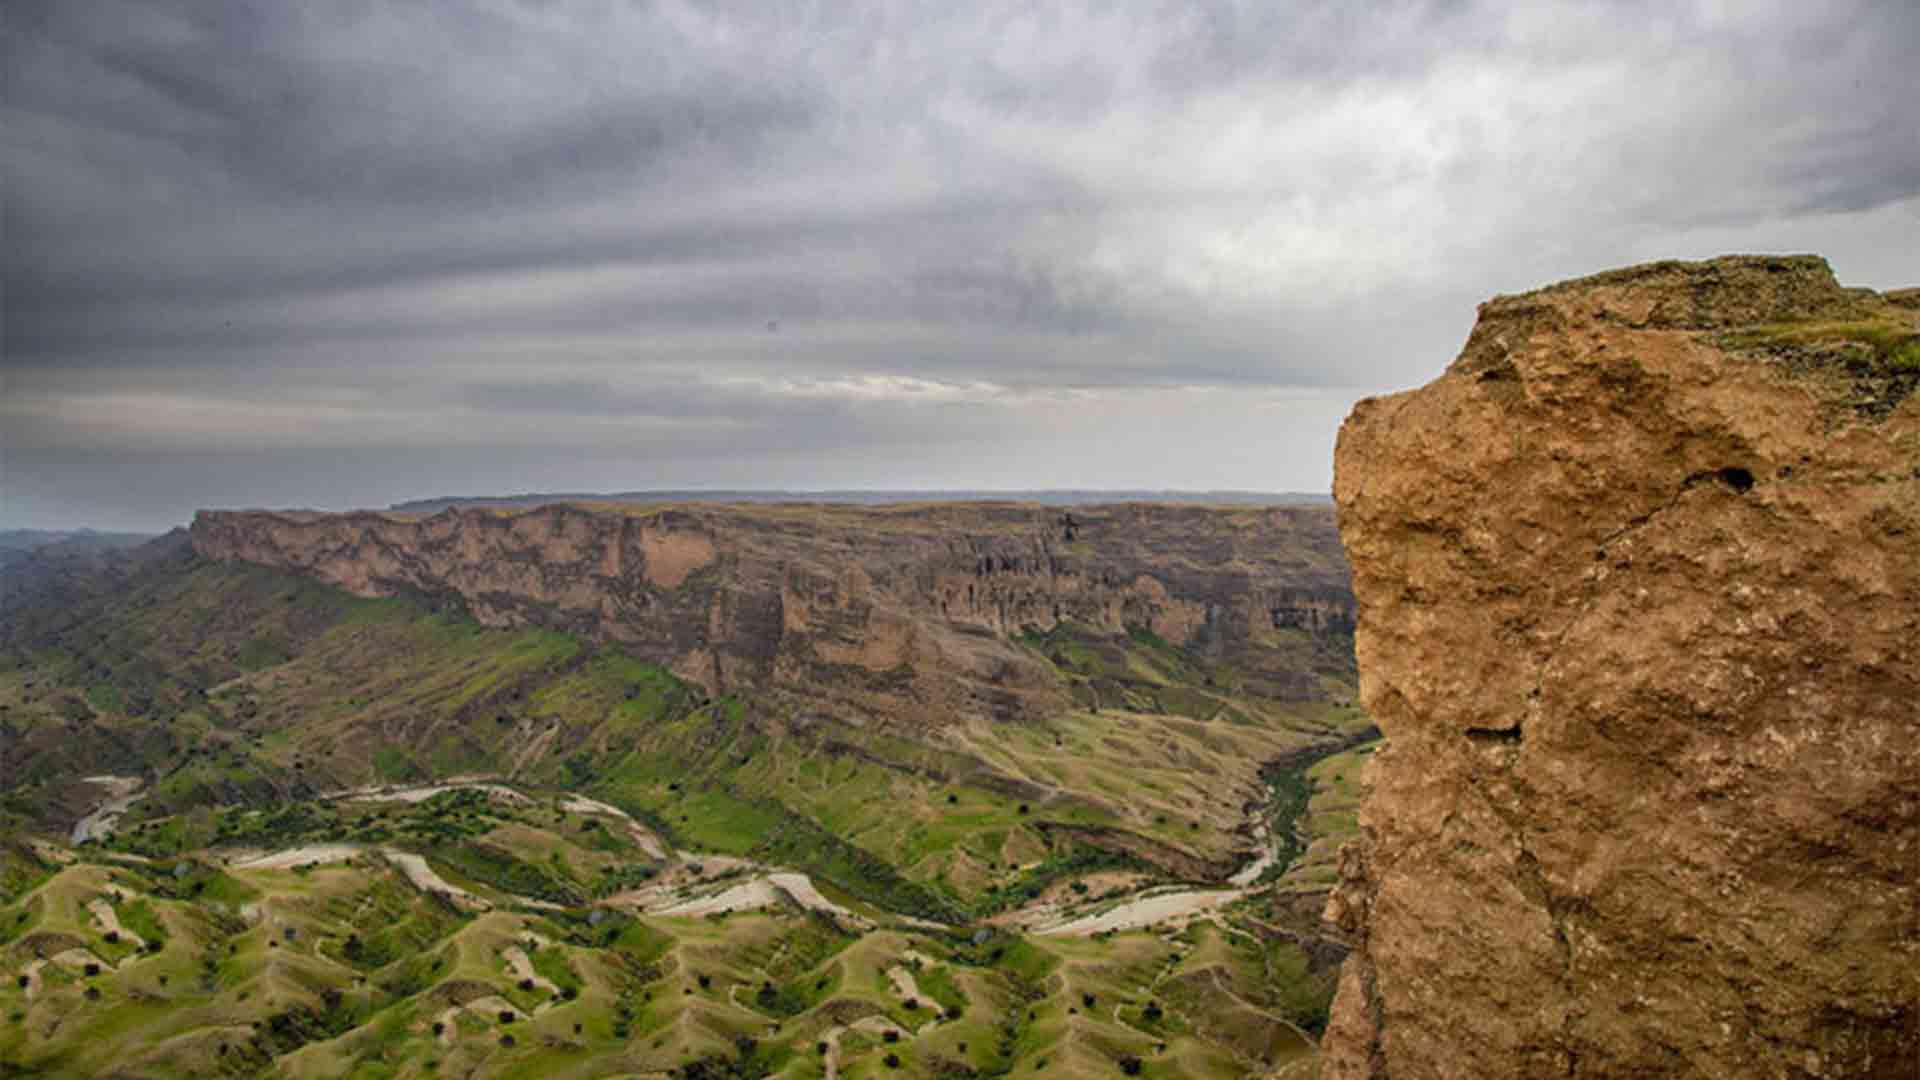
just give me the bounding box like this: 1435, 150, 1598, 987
1, 777, 1360, 1080
1, 503, 1373, 1078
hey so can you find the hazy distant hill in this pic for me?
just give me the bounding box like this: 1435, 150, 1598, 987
389, 489, 1333, 514
0, 528, 156, 565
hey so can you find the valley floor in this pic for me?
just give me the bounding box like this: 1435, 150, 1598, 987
2, 746, 1370, 1080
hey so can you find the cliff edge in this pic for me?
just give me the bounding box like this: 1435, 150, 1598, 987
1325, 255, 1919, 1077
192, 501, 1356, 729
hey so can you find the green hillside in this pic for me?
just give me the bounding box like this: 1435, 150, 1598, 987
0, 546, 1369, 1078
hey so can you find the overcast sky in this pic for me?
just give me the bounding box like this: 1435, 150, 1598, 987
4, 1, 1916, 530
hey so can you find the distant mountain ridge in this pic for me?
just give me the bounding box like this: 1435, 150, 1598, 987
0, 528, 156, 559
389, 489, 1333, 514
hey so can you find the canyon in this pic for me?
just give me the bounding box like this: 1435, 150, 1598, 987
2, 499, 1370, 1079
190, 501, 1357, 729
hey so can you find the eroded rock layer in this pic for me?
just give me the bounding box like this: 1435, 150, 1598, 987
1325, 255, 1919, 1078
193, 501, 1355, 726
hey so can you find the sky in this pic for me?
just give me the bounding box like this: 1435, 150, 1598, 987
4, 1, 1917, 531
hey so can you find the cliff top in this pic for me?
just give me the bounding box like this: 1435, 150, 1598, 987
1459, 253, 1919, 418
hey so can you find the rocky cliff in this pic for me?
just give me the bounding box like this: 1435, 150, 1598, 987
1323, 255, 1919, 1077
192, 501, 1355, 727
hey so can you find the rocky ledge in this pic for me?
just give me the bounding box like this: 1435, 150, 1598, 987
192, 500, 1356, 728
1324, 255, 1918, 1078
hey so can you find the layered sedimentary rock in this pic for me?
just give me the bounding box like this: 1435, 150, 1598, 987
1324, 256, 1919, 1078
193, 501, 1354, 726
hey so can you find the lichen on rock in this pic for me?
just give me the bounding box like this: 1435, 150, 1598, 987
1324, 255, 1920, 1078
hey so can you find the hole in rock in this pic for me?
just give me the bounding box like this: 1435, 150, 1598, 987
1716, 467, 1756, 493
1464, 725, 1523, 745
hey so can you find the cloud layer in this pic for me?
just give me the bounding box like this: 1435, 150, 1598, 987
6, 0, 1916, 528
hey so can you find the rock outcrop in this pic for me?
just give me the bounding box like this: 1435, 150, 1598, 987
1325, 256, 1919, 1078
192, 501, 1355, 727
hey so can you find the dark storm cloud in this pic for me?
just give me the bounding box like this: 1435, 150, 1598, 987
4, 0, 1916, 529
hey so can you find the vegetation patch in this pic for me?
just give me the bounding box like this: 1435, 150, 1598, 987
1717, 317, 1920, 418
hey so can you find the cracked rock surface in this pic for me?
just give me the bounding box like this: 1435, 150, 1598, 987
1322, 255, 1920, 1079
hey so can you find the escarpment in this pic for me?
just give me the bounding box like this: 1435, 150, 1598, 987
192, 501, 1356, 726
1323, 255, 1920, 1078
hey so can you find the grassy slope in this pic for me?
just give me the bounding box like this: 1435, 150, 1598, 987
3, 554, 1364, 915
1, 772, 1366, 1080
1, 548, 1371, 1078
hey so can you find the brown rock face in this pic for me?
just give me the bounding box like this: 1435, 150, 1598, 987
1325, 256, 1920, 1078
191, 501, 1355, 726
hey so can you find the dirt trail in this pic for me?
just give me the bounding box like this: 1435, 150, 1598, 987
234, 844, 362, 870
86, 898, 145, 951
625, 826, 669, 859
18, 959, 45, 999
767, 872, 864, 923
48, 947, 110, 973
1036, 887, 1246, 936
647, 870, 866, 922
433, 1005, 462, 1044
329, 781, 528, 805
884, 956, 944, 1035
559, 794, 670, 857
503, 945, 561, 998
886, 964, 923, 1004
655, 877, 778, 917
382, 850, 489, 910
821, 1025, 844, 1080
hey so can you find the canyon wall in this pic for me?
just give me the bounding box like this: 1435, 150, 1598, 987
193, 501, 1355, 726
1324, 256, 1919, 1077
